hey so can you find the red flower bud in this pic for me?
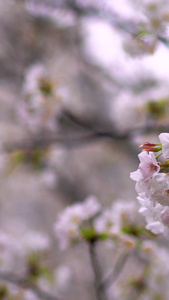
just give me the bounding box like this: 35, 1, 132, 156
139, 142, 162, 152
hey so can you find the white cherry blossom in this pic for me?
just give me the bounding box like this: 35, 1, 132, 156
159, 132, 169, 159
54, 195, 101, 249
94, 209, 115, 234
54, 203, 84, 249
82, 195, 101, 219
136, 173, 169, 204
137, 194, 169, 236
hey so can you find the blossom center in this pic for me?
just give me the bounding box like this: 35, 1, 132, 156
148, 163, 158, 172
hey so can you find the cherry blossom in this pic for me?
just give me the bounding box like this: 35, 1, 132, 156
130, 151, 160, 182
54, 195, 101, 249
159, 132, 169, 159
131, 134, 169, 237
82, 195, 101, 219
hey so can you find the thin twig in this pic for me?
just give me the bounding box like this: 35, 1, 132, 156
4, 132, 107, 152
88, 240, 108, 300
0, 271, 61, 300
100, 252, 130, 289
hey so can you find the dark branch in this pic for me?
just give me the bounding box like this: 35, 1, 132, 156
4, 120, 169, 153
3, 108, 169, 153
88, 241, 108, 300
4, 132, 115, 153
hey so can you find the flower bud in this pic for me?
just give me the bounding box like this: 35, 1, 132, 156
139, 142, 161, 152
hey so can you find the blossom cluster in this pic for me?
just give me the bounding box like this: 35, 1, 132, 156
54, 193, 169, 300
111, 90, 169, 133
54, 195, 101, 249
110, 241, 169, 300
123, 0, 169, 56
54, 195, 147, 250
0, 228, 71, 299
0, 63, 69, 183
25, 0, 169, 57
130, 132, 169, 236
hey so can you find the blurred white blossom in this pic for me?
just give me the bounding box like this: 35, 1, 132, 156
54, 195, 100, 249
18, 64, 61, 134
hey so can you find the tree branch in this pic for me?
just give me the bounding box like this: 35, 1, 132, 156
100, 252, 130, 290
4, 113, 169, 153
4, 132, 114, 153
88, 240, 108, 300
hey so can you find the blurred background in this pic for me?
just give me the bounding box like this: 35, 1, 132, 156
1, 0, 169, 299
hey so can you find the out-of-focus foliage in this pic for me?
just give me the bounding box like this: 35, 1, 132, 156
1, 1, 169, 299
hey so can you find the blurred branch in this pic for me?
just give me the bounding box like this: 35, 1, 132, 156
62, 110, 169, 137
4, 132, 116, 152
100, 252, 131, 289
0, 271, 61, 300
88, 240, 108, 300
4, 117, 169, 153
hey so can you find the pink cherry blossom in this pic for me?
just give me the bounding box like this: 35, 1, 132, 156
130, 151, 160, 182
